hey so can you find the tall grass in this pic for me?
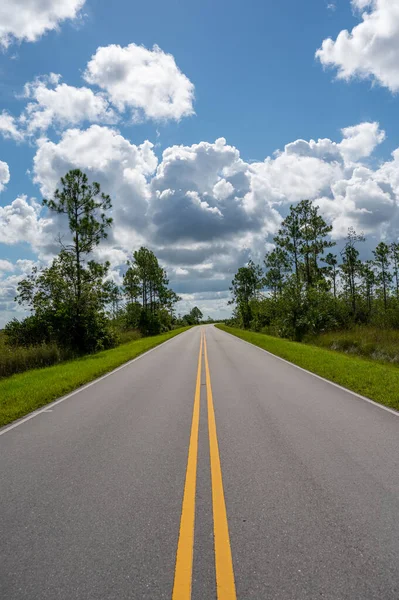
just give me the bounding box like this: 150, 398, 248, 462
117, 329, 142, 345
0, 327, 141, 379
0, 336, 74, 379
308, 326, 399, 365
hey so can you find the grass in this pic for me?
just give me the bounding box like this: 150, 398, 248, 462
216, 324, 399, 412
307, 326, 399, 365
0, 327, 191, 428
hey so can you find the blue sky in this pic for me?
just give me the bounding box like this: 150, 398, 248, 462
1, 0, 399, 324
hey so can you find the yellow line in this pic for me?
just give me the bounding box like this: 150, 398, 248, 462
172, 329, 203, 600
204, 331, 237, 600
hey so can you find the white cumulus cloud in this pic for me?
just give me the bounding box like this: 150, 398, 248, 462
0, 259, 14, 272
0, 111, 24, 142
33, 125, 158, 253
0, 0, 86, 48
1, 121, 397, 322
84, 43, 195, 122
0, 196, 52, 249
22, 75, 118, 134
316, 0, 399, 92
0, 160, 10, 192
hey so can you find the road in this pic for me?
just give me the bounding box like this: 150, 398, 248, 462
1, 325, 399, 599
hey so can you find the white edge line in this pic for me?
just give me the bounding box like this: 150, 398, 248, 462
215, 326, 399, 417
0, 328, 195, 436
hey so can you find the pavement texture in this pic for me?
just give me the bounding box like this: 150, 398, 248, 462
1, 325, 398, 599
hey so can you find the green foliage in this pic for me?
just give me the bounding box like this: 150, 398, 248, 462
139, 309, 162, 336
43, 169, 112, 254
6, 171, 182, 371
264, 248, 290, 297
14, 250, 117, 353
14, 170, 114, 353
229, 260, 264, 328
5, 316, 51, 347
230, 200, 399, 342
121, 246, 181, 334
124, 301, 143, 329
373, 242, 392, 309
180, 306, 203, 326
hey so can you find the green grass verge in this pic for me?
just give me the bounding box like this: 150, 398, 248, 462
0, 327, 191, 428
216, 325, 399, 412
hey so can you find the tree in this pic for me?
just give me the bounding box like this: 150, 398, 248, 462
163, 289, 181, 318
190, 306, 203, 324
107, 282, 122, 320
390, 242, 399, 298
131, 247, 168, 314
264, 248, 290, 297
229, 260, 264, 328
373, 242, 392, 310
323, 253, 338, 298
360, 260, 376, 313
274, 206, 301, 283
340, 227, 365, 314
123, 263, 141, 304
122, 247, 180, 334
274, 200, 334, 287
298, 200, 334, 286
43, 170, 112, 349
16, 250, 116, 351
17, 170, 114, 352
181, 307, 203, 325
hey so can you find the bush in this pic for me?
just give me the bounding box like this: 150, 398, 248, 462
124, 302, 142, 329
5, 316, 52, 347
76, 311, 119, 352
139, 310, 162, 336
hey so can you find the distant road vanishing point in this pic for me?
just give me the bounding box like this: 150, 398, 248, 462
1, 325, 398, 599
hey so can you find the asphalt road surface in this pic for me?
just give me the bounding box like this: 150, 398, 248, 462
1, 325, 399, 599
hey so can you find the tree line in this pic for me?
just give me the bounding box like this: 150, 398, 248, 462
5, 170, 202, 354
229, 199, 399, 340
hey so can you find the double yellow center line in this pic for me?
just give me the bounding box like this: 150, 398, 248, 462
172, 329, 236, 600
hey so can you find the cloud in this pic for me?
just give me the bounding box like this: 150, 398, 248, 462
0, 160, 10, 192
30, 120, 394, 254
0, 259, 14, 272
339, 121, 386, 161
0, 0, 86, 48
318, 166, 396, 238
0, 259, 42, 326
284, 121, 384, 164
21, 75, 118, 134
148, 137, 281, 244
316, 0, 399, 92
0, 111, 24, 142
1, 120, 398, 321
84, 43, 195, 122
0, 43, 193, 139
0, 196, 52, 250
213, 179, 235, 200
33, 125, 158, 245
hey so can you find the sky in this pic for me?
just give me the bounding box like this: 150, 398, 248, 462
1, 0, 399, 325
